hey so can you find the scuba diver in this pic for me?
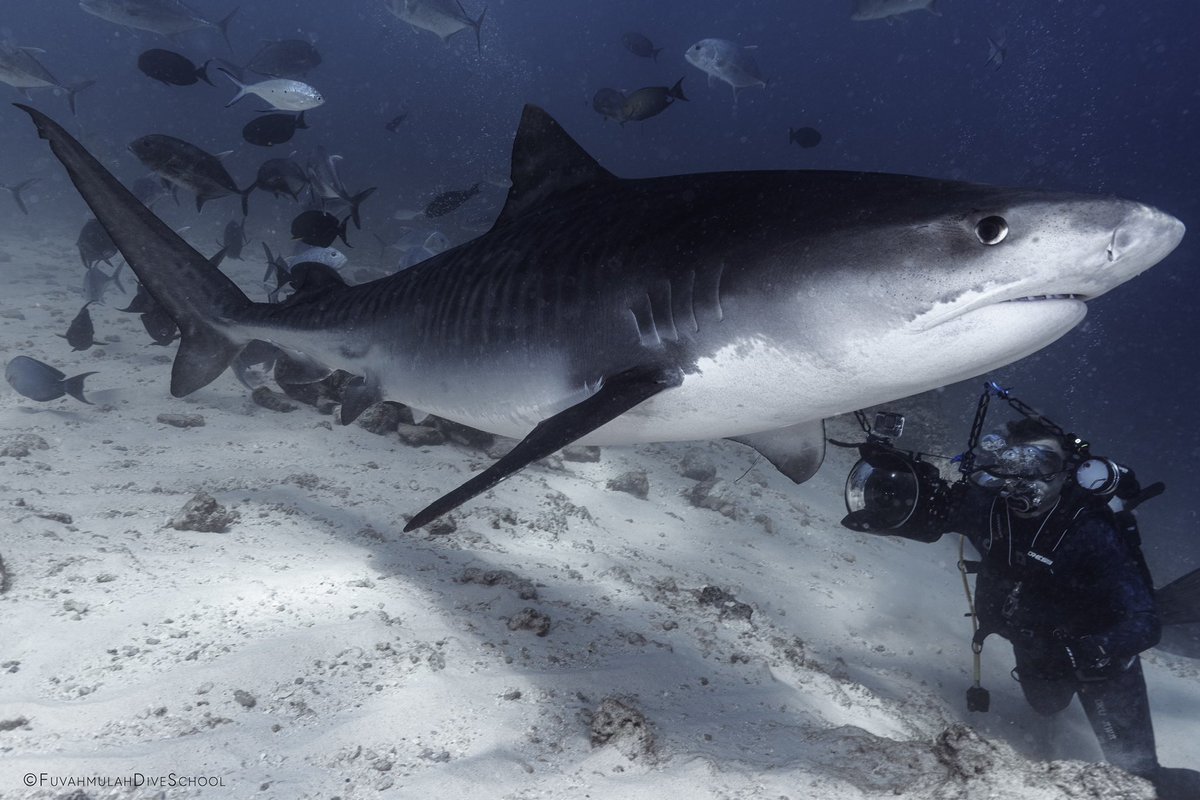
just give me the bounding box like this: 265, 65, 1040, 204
839, 384, 1200, 798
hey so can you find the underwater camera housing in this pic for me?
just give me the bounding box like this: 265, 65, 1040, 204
842, 438, 954, 542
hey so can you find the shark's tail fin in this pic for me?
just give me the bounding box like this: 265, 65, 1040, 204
17, 103, 254, 397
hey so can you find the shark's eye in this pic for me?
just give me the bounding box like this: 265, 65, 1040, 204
975, 215, 1009, 245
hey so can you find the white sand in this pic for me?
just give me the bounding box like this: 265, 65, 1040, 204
0, 234, 1195, 799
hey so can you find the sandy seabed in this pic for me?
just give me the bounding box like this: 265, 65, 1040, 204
0, 231, 1195, 799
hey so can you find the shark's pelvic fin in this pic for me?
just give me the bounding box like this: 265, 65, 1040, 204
405, 363, 684, 531
729, 419, 827, 484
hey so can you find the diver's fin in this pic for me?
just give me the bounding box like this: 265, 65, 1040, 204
1157, 567, 1200, 626
728, 419, 826, 483
404, 363, 684, 531
16, 104, 253, 398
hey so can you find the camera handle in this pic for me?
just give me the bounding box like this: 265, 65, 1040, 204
959, 535, 991, 712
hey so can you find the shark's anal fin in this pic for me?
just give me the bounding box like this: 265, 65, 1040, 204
404, 364, 684, 532
728, 419, 827, 484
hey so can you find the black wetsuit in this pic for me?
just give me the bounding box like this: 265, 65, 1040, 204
948, 485, 1163, 778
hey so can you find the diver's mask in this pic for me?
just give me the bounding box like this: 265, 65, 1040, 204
971, 433, 1067, 513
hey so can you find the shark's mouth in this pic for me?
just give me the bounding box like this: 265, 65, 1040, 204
1003, 293, 1089, 303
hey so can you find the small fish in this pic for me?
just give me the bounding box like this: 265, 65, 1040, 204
242, 111, 308, 147
291, 209, 349, 248
246, 39, 322, 79
620, 78, 687, 123
83, 263, 127, 304
218, 67, 324, 111
385, 111, 409, 133
788, 126, 822, 148
306, 147, 375, 228
384, 0, 486, 50
986, 33, 1007, 70
592, 88, 627, 124
129, 134, 254, 215
79, 0, 238, 49
849, 0, 939, 21
59, 302, 102, 351
255, 158, 308, 200
77, 217, 118, 268
137, 48, 212, 86
1, 178, 39, 214
684, 39, 766, 103
220, 218, 248, 260
621, 32, 661, 61
5, 355, 95, 404
0, 41, 94, 114
425, 183, 481, 218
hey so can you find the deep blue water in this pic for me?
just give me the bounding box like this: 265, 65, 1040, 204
1, 0, 1198, 573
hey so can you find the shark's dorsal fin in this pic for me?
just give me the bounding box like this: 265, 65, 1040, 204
493, 105, 617, 227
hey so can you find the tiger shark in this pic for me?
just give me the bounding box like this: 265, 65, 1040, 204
16, 103, 1184, 531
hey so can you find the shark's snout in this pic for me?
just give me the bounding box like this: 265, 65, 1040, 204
1109, 203, 1185, 268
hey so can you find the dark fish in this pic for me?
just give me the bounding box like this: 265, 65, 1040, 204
246, 39, 322, 79
255, 158, 308, 200
83, 262, 127, 304
620, 78, 688, 123
122, 248, 227, 343
385, 111, 408, 133
77, 217, 118, 268
129, 134, 253, 215
5, 355, 95, 404
59, 302, 101, 351
291, 209, 349, 248
424, 183, 481, 218
141, 306, 180, 345
118, 282, 157, 314
592, 88, 626, 124
1, 178, 38, 214
136, 48, 212, 86
242, 111, 308, 147
220, 218, 248, 260
118, 282, 180, 345
280, 261, 347, 305
788, 126, 822, 148
621, 32, 661, 61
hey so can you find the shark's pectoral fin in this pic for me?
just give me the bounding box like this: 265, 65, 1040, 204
729, 419, 827, 484
404, 364, 684, 531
